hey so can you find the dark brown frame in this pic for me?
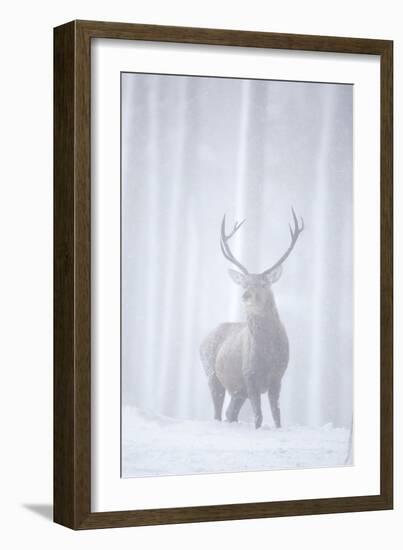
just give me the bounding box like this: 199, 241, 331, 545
54, 20, 393, 530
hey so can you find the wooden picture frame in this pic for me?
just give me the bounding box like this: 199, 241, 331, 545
54, 20, 393, 529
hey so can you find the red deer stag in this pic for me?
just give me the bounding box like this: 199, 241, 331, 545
200, 210, 304, 429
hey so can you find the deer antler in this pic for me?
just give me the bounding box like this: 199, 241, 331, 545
261, 208, 304, 276
220, 215, 249, 274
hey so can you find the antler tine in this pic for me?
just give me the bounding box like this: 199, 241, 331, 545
227, 218, 246, 238
220, 215, 249, 274
262, 207, 304, 276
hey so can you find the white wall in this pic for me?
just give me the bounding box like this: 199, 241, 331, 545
0, 0, 399, 547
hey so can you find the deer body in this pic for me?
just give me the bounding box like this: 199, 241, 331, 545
200, 211, 303, 429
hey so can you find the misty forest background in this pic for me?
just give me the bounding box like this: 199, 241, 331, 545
121, 72, 353, 430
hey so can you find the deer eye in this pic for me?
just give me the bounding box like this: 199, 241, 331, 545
242, 290, 252, 301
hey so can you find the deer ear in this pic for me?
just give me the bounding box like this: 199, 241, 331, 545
228, 269, 246, 286
264, 265, 283, 284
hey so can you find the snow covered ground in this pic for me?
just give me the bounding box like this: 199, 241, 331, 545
122, 407, 352, 478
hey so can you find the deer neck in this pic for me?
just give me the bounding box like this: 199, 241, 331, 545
246, 296, 280, 339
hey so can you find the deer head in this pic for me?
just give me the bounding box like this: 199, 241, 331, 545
221, 209, 304, 315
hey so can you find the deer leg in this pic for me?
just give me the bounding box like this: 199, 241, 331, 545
225, 392, 247, 422
245, 374, 263, 429
208, 373, 225, 421
268, 381, 282, 428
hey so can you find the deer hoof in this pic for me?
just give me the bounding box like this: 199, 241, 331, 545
255, 416, 263, 429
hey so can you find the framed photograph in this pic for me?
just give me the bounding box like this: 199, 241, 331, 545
54, 20, 393, 529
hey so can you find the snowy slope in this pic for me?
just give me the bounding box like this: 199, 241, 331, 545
122, 407, 352, 478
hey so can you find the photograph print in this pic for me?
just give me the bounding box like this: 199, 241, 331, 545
121, 71, 353, 478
